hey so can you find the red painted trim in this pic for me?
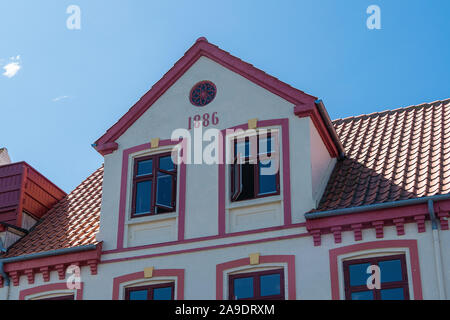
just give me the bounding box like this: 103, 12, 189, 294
329, 240, 423, 300
112, 269, 184, 300
294, 106, 338, 158
216, 255, 296, 300
117, 139, 186, 249
218, 119, 292, 235
105, 221, 306, 255
94, 38, 319, 153
306, 202, 438, 245
4, 246, 101, 285
19, 282, 84, 300
96, 142, 119, 156
103, 232, 308, 267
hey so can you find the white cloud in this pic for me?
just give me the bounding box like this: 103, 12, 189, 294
52, 95, 70, 102
2, 62, 21, 78
2, 56, 22, 78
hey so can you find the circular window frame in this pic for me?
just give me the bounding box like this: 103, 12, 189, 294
189, 80, 217, 107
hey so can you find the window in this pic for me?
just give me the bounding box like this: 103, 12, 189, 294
125, 283, 174, 300
230, 130, 280, 202
132, 153, 177, 217
343, 254, 410, 300
229, 269, 284, 300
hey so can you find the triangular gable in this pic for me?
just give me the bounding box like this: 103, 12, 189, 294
93, 37, 340, 157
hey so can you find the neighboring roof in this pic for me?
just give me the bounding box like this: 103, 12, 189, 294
3, 166, 103, 258
317, 98, 450, 212
0, 162, 66, 226
93, 37, 322, 155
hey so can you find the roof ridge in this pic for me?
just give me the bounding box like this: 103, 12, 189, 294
333, 98, 450, 123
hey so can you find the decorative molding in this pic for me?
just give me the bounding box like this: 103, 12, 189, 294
3, 244, 102, 286
112, 269, 185, 300
305, 201, 450, 246
144, 266, 154, 278
150, 138, 160, 149
248, 118, 258, 130
19, 282, 84, 300
249, 253, 260, 265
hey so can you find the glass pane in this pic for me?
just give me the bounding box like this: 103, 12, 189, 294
351, 290, 374, 300
235, 140, 252, 159
259, 136, 274, 154
379, 259, 403, 283
233, 277, 254, 299
258, 160, 277, 194
153, 286, 173, 300
260, 273, 281, 297
135, 180, 152, 214
129, 290, 148, 300
380, 288, 405, 300
159, 156, 175, 171
137, 159, 153, 176
156, 172, 173, 208
348, 263, 371, 286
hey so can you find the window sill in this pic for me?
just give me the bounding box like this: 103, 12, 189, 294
226, 195, 282, 210
126, 212, 178, 225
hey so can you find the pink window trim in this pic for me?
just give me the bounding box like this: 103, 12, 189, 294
112, 269, 185, 300
329, 240, 423, 300
218, 118, 292, 235
19, 282, 84, 300
216, 255, 296, 300
117, 139, 187, 249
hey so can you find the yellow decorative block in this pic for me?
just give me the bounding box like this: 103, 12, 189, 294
249, 253, 260, 265
144, 267, 154, 278
150, 138, 160, 149
248, 118, 258, 130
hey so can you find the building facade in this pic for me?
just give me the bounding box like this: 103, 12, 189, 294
0, 38, 449, 300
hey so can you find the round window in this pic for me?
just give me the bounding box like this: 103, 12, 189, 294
189, 81, 217, 107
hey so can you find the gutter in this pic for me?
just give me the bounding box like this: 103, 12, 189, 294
0, 244, 97, 264
305, 193, 450, 220
428, 200, 446, 299
315, 99, 346, 159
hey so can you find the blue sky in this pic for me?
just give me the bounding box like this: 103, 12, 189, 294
0, 0, 449, 192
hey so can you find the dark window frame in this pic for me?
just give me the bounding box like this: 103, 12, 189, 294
131, 152, 177, 218
228, 268, 285, 300
230, 131, 280, 202
343, 254, 410, 300
125, 282, 175, 300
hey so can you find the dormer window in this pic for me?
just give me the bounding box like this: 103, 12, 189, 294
132, 153, 177, 217
230, 130, 280, 202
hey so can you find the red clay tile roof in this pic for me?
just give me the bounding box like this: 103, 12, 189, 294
3, 166, 103, 257
317, 98, 450, 212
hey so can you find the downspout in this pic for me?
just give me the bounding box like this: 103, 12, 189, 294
428, 200, 446, 299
